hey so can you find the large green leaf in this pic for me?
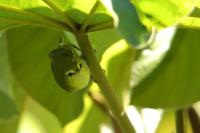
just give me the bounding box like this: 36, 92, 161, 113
0, 117, 19, 133
101, 40, 135, 103
61, 28, 122, 60
136, 0, 195, 27
64, 94, 109, 133
0, 0, 68, 31
100, 0, 150, 46
131, 27, 176, 88
0, 0, 112, 31
180, 6, 200, 33
155, 111, 175, 133
131, 28, 200, 108
0, 33, 19, 119
0, 91, 18, 119
5, 26, 84, 125
64, 0, 112, 25
18, 97, 62, 133
89, 29, 122, 60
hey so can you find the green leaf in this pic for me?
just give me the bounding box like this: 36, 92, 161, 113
180, 7, 200, 30
100, 0, 150, 46
0, 91, 18, 119
89, 29, 122, 60
64, 94, 109, 133
0, 34, 19, 119
101, 40, 135, 103
0, 117, 19, 133
156, 109, 192, 133
5, 26, 84, 125
155, 111, 175, 133
65, 0, 112, 25
131, 28, 200, 108
0, 1, 70, 31
18, 97, 62, 133
0, 0, 112, 31
136, 0, 195, 27
62, 28, 122, 60
131, 27, 176, 88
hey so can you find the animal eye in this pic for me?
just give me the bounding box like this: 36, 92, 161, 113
66, 69, 76, 76
67, 72, 74, 76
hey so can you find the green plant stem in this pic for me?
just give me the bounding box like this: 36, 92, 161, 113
75, 32, 135, 133
42, 0, 76, 31
86, 20, 114, 32
187, 107, 200, 133
175, 109, 185, 133
80, 1, 100, 32
88, 91, 122, 133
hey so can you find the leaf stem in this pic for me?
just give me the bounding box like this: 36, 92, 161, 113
80, 1, 100, 32
86, 20, 114, 32
42, 0, 76, 31
75, 32, 135, 133
175, 109, 185, 133
88, 91, 122, 133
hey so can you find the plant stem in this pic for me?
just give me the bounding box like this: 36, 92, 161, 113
187, 107, 200, 133
75, 32, 135, 133
175, 109, 185, 133
80, 1, 100, 32
88, 91, 122, 133
86, 20, 114, 32
42, 0, 76, 31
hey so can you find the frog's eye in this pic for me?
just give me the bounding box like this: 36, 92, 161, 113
66, 69, 76, 77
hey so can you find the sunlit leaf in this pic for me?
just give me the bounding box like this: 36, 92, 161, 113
0, 117, 19, 133
18, 97, 62, 133
156, 111, 175, 133
89, 29, 122, 60
101, 40, 135, 103
0, 34, 19, 119
136, 0, 195, 27
64, 94, 109, 133
100, 0, 150, 46
0, 0, 112, 31
180, 7, 200, 30
0, 91, 18, 119
131, 28, 200, 108
5, 26, 84, 125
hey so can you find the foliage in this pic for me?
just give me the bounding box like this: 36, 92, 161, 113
0, 0, 200, 133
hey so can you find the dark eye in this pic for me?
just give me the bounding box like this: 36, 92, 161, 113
67, 72, 74, 76
66, 70, 76, 77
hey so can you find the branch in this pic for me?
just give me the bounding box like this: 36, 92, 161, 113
75, 31, 135, 133
42, 0, 76, 31
86, 21, 114, 32
88, 91, 122, 133
80, 1, 100, 32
